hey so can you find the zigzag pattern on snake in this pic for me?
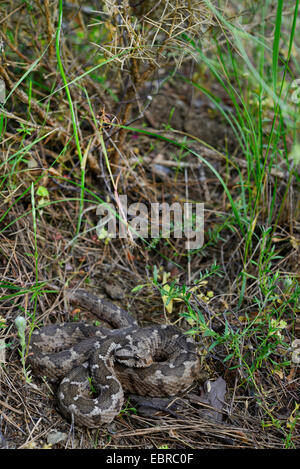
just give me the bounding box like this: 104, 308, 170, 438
27, 289, 200, 428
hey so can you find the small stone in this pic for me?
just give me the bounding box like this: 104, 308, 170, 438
46, 430, 67, 445
104, 283, 125, 300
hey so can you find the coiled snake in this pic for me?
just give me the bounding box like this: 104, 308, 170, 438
27, 289, 200, 428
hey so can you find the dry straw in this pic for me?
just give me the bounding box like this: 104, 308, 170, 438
94, 1, 215, 164
98, 0, 214, 67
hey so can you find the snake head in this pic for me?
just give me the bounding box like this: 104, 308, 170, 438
115, 344, 153, 368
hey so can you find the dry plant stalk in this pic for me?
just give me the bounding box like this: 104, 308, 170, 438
96, 0, 214, 167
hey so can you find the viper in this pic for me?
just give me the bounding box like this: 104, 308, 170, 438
27, 289, 200, 428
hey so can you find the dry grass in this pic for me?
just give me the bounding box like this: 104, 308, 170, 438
0, 0, 299, 449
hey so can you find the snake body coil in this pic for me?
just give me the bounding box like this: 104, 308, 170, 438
28, 289, 199, 427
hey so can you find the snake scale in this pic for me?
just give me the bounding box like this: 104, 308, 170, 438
27, 289, 200, 428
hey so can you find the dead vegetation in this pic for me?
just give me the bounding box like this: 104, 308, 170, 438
0, 0, 299, 449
